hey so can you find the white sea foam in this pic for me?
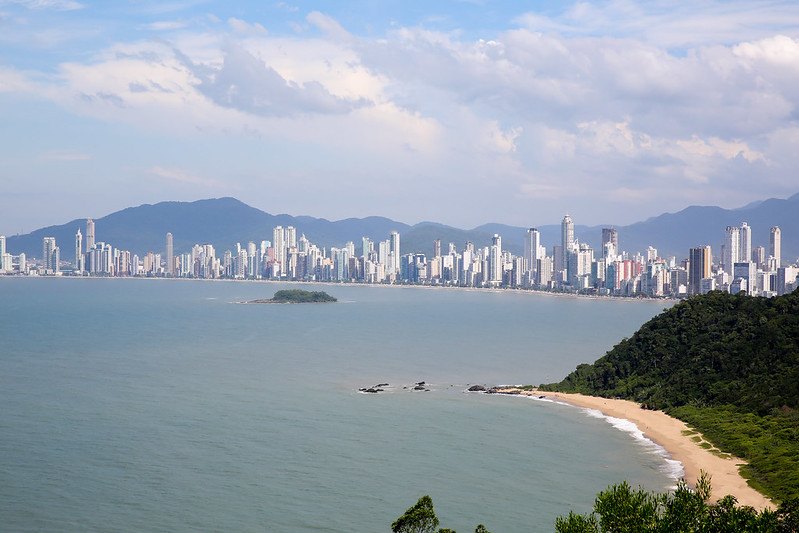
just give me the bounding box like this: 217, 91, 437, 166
581, 407, 685, 482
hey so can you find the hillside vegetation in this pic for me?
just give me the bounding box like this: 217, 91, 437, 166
541, 289, 799, 502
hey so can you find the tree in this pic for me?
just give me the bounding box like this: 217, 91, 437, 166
554, 472, 799, 532
392, 495, 440, 533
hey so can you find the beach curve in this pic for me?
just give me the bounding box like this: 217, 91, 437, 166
496, 388, 775, 510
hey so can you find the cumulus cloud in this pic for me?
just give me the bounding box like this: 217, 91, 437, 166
141, 20, 188, 31
228, 17, 267, 35
3, 3, 799, 226
183, 44, 369, 117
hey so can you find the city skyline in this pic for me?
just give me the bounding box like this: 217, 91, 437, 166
2, 1, 799, 233
4, 211, 796, 299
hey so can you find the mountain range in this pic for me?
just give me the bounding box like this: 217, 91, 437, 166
5, 194, 799, 263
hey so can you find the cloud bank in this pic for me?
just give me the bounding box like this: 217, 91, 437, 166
1, 1, 798, 230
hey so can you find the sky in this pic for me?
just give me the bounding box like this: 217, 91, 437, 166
1, 0, 799, 234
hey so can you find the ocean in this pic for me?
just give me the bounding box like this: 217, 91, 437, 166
0, 277, 677, 531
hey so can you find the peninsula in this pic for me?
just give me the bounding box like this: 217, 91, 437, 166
246, 289, 337, 304
536, 288, 799, 507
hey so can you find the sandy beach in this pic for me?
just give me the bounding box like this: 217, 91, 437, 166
497, 388, 774, 510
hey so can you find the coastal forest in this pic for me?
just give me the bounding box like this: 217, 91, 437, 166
540, 288, 799, 503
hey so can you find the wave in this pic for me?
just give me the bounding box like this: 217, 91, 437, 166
581, 408, 685, 482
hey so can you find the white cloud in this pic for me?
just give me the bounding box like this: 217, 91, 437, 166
306, 11, 351, 42
3, 5, 799, 226
142, 20, 188, 31
228, 17, 267, 35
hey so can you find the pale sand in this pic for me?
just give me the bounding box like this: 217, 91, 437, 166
497, 388, 774, 510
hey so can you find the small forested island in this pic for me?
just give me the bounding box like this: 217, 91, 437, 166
246, 289, 337, 304
540, 288, 799, 504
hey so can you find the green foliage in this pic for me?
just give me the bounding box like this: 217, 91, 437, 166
555, 473, 798, 532
392, 496, 440, 533
391, 496, 493, 533
540, 289, 799, 502
670, 405, 799, 502
269, 289, 337, 303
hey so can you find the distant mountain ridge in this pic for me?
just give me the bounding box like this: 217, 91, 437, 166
5, 194, 799, 263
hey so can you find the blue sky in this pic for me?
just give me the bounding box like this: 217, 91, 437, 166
2, 0, 799, 234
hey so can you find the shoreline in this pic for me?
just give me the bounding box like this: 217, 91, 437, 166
495, 388, 774, 510
0, 275, 677, 304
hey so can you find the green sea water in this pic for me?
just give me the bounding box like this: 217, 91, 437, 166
0, 278, 676, 531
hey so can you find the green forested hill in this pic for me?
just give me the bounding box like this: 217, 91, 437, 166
542, 289, 799, 413
541, 289, 799, 502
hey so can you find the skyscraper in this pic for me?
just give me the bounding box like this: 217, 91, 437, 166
770, 226, 781, 267
524, 228, 541, 273
739, 222, 752, 263
273, 226, 284, 276
43, 236, 59, 273
166, 232, 174, 276
86, 218, 95, 252
390, 231, 400, 275
689, 245, 712, 295
433, 239, 441, 258
561, 215, 574, 274
0, 235, 6, 273
75, 229, 83, 273
361, 236, 373, 259
601, 228, 618, 256
724, 226, 740, 274
285, 226, 297, 250
489, 234, 502, 282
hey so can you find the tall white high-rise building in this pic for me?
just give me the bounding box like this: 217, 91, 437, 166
285, 226, 297, 249
389, 231, 400, 274
724, 226, 740, 274
86, 218, 95, 252
42, 236, 59, 273
378, 239, 389, 267
739, 222, 752, 263
524, 228, 541, 273
272, 226, 285, 276
770, 226, 781, 267
75, 229, 84, 273
165, 232, 174, 276
489, 234, 502, 282
561, 214, 574, 273
0, 235, 6, 272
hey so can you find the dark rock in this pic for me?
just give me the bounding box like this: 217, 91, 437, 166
365, 388, 379, 393
539, 395, 545, 399
375, 388, 384, 392
376, 383, 389, 387
413, 385, 425, 390
416, 381, 425, 386
468, 385, 487, 392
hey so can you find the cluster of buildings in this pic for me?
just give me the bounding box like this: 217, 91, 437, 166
1, 216, 796, 298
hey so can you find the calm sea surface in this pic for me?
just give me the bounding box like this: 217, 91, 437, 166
0, 278, 675, 531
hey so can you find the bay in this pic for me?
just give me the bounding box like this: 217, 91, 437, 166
0, 278, 674, 531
